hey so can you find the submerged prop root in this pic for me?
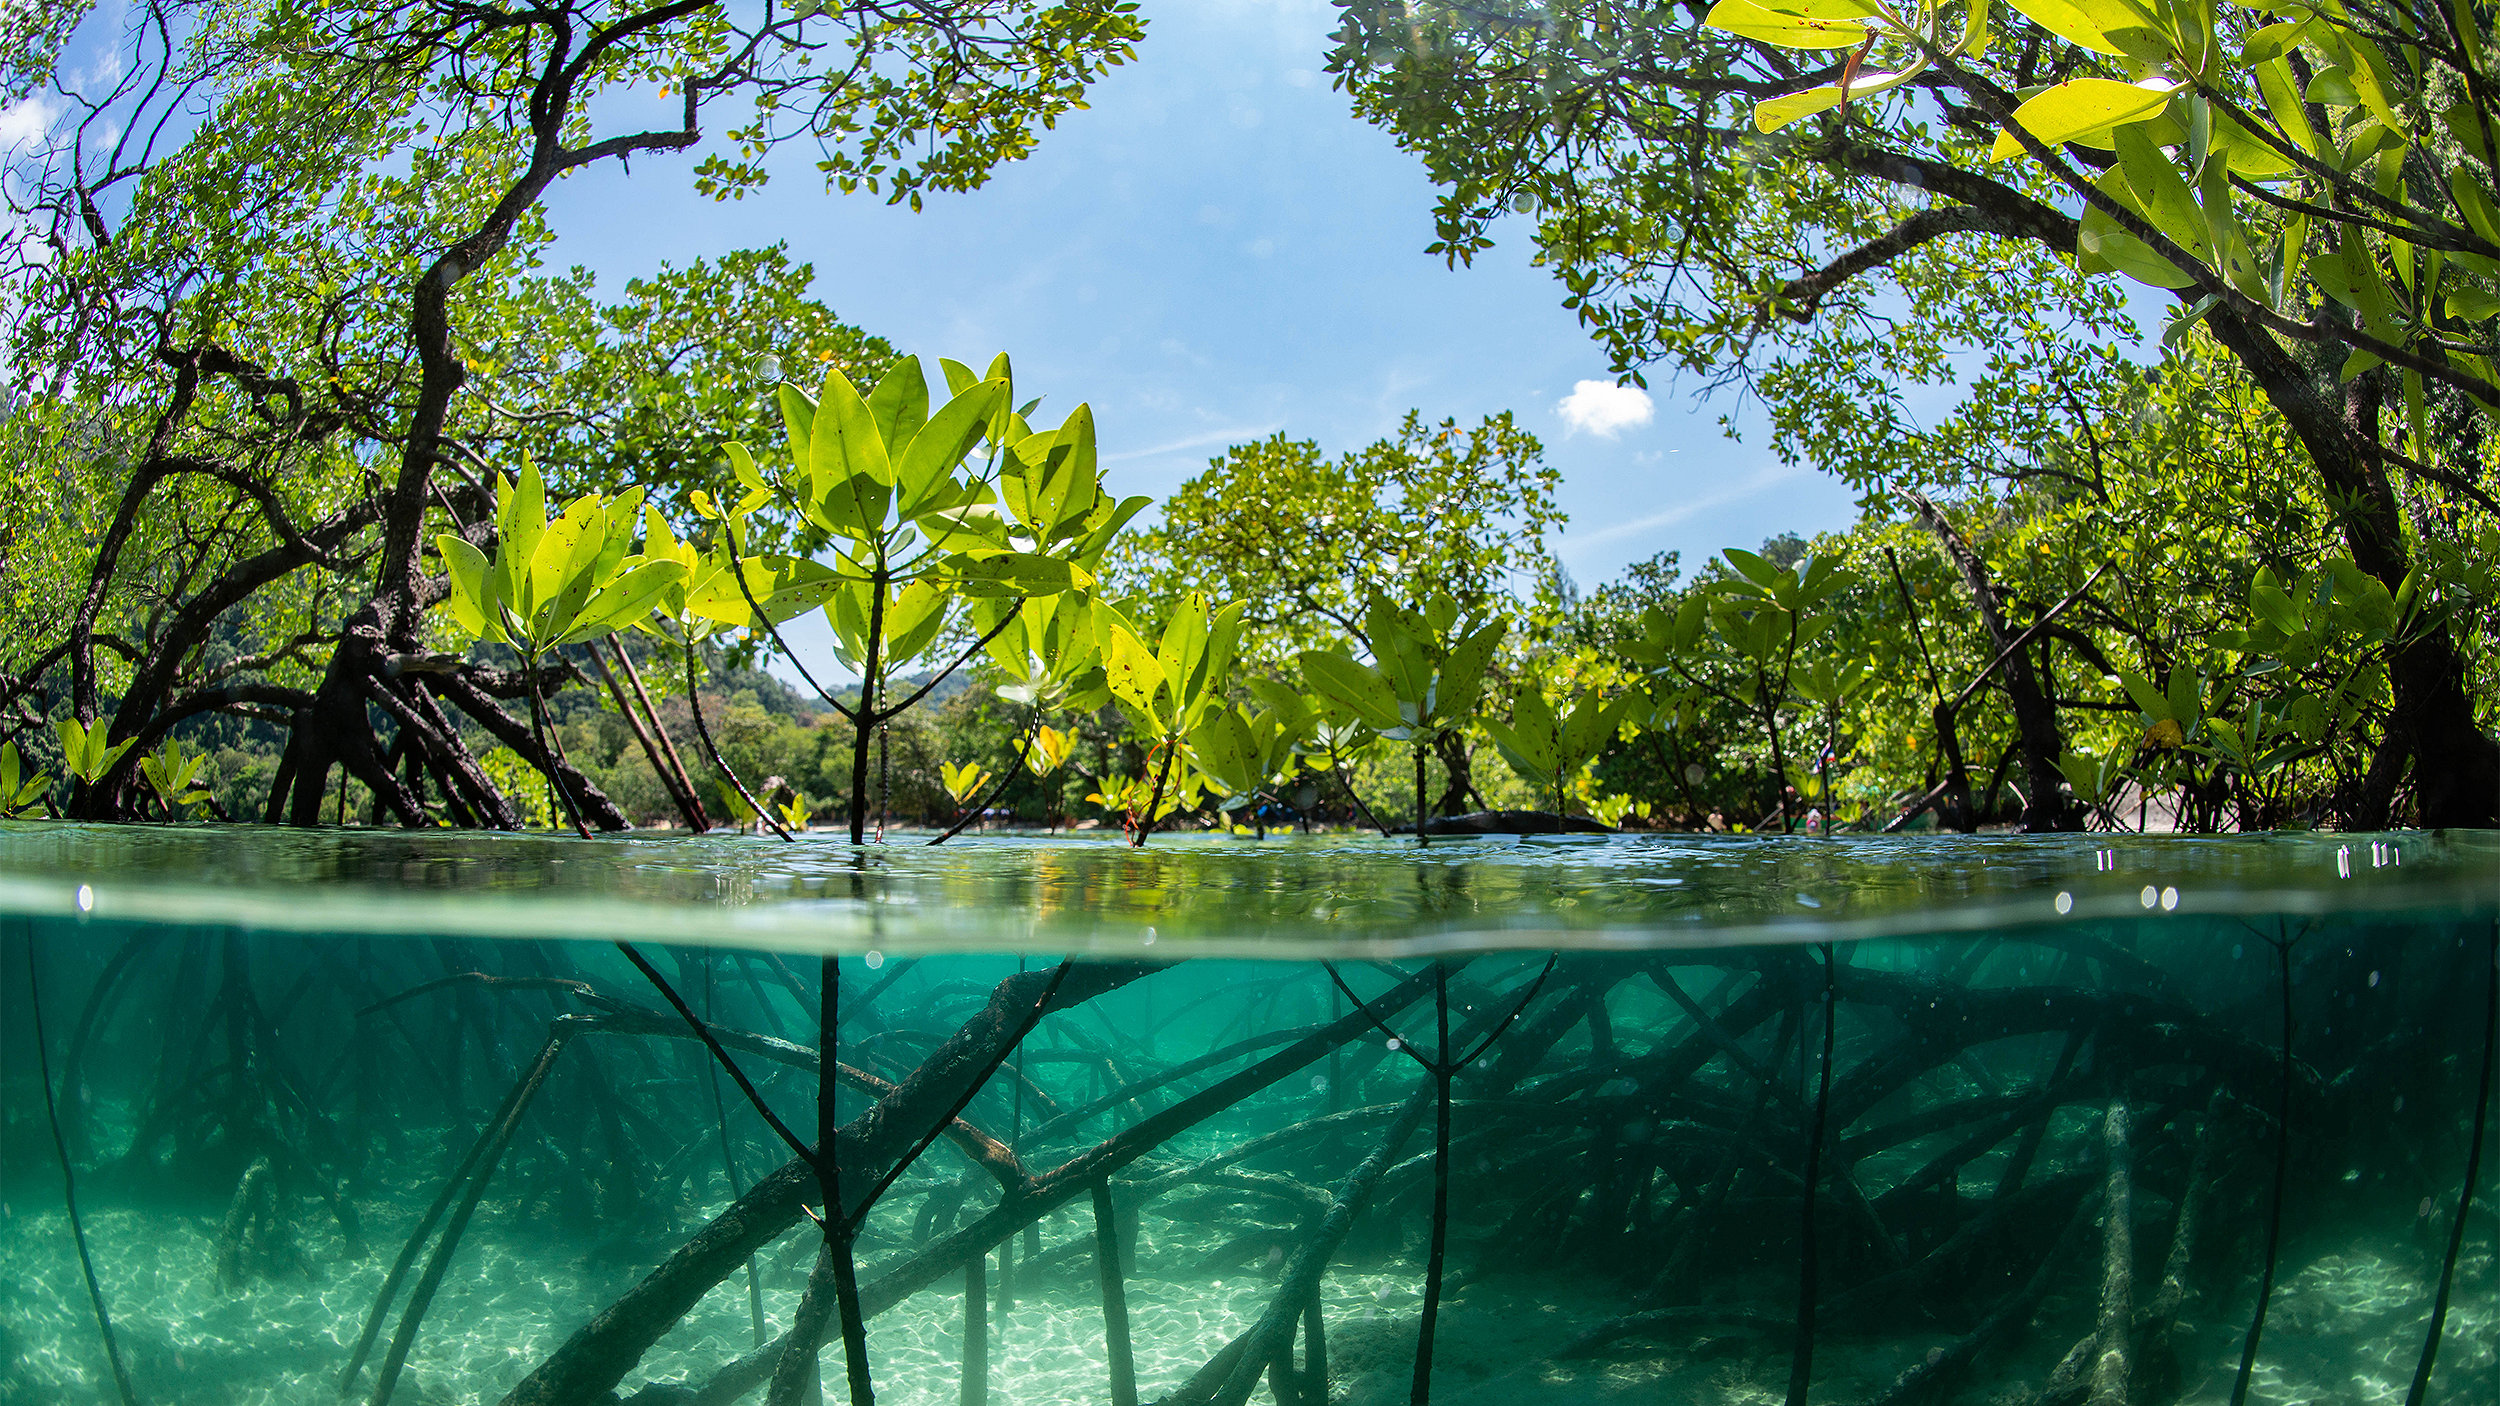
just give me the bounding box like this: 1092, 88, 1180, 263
2085, 1101, 2136, 1406
1164, 1084, 1431, 1406
354, 928, 2441, 1406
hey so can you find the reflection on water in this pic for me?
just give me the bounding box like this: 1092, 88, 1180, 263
0, 824, 2493, 954
0, 830, 2493, 1404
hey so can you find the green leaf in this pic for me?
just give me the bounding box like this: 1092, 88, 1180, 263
1073, 494, 1153, 566
1753, 84, 1850, 133
1298, 649, 1405, 733
2002, 0, 2159, 57
2165, 666, 2201, 726
899, 377, 1007, 517
2447, 284, 2500, 322
1435, 618, 1509, 723
498, 462, 547, 605
1559, 691, 1625, 771
2240, 19, 2311, 64
2303, 66, 2359, 109
807, 366, 894, 535
56, 716, 93, 780
2450, 169, 2500, 248
2254, 58, 2318, 155
949, 550, 1078, 598
777, 383, 817, 465
2078, 161, 2197, 289
1703, 0, 1879, 50
866, 356, 931, 464
2113, 124, 2211, 261
1991, 78, 2178, 161
1193, 601, 1246, 720
1189, 704, 1262, 794
683, 553, 840, 627
1155, 592, 1213, 704
556, 559, 688, 645
593, 486, 645, 585
2249, 576, 2304, 638
436, 534, 498, 642
1104, 624, 1165, 720
2112, 668, 2167, 719
881, 578, 953, 666
1720, 546, 1782, 587
535, 495, 611, 645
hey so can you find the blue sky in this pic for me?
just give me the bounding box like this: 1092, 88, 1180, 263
550, 0, 1863, 599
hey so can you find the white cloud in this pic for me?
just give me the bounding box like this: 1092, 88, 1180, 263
1556, 379, 1655, 438
0, 96, 61, 153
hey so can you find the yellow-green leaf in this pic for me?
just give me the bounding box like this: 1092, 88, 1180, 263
436, 534, 496, 642
1703, 0, 1878, 50
1755, 84, 1848, 132
1990, 78, 2178, 161
2003, 0, 2157, 56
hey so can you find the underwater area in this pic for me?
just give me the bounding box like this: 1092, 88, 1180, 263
1, 826, 2495, 1406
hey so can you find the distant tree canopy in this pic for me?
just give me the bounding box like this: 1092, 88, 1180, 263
1118, 410, 1564, 666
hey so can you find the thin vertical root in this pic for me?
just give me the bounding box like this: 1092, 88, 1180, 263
25, 941, 142, 1406
368, 1025, 571, 1406
2229, 928, 2298, 1406
1092, 1180, 1138, 1406
1786, 944, 1837, 1406
2404, 918, 2499, 1406
960, 1248, 988, 1406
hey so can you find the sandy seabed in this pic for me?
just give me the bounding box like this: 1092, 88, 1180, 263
1, 1194, 2491, 1406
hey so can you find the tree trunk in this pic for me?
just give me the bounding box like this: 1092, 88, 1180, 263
2204, 312, 2499, 827
1901, 490, 2077, 832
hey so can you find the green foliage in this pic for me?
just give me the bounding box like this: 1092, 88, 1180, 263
481, 248, 900, 532
0, 742, 50, 818
55, 716, 136, 786
139, 738, 216, 815
1484, 677, 1630, 814
3, 0, 1147, 828
940, 760, 993, 806
1297, 593, 1507, 746
1189, 698, 1314, 813
478, 747, 557, 830
1102, 591, 1245, 747
436, 464, 689, 660
1121, 412, 1561, 667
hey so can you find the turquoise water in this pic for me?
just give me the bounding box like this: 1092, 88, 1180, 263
1, 827, 2494, 1405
